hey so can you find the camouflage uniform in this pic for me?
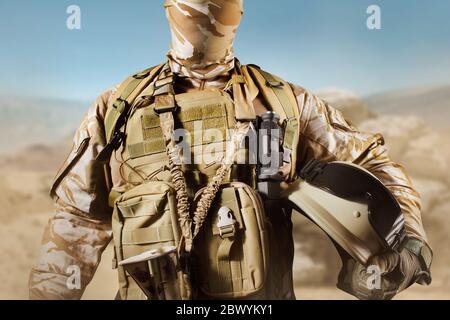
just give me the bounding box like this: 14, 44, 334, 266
29, 0, 430, 300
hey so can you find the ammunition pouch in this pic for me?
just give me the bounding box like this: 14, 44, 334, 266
193, 182, 270, 299
111, 181, 191, 300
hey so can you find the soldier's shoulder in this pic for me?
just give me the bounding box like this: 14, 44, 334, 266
287, 83, 310, 98
105, 63, 165, 103
245, 64, 311, 98
88, 86, 119, 121
98, 86, 119, 106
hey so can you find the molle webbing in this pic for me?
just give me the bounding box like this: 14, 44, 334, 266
96, 64, 164, 163
105, 65, 164, 143
128, 101, 230, 159
128, 140, 166, 159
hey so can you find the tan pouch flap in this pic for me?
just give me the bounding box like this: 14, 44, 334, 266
116, 182, 173, 218
122, 225, 175, 245
117, 196, 167, 218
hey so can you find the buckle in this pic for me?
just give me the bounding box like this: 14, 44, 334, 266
153, 105, 178, 115
153, 71, 176, 92
153, 95, 178, 115
217, 207, 236, 238
110, 130, 125, 150
154, 76, 174, 91
299, 159, 327, 183
113, 98, 127, 113
266, 80, 284, 88
96, 130, 125, 162
133, 70, 151, 80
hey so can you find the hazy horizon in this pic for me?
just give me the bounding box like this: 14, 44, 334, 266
1, 80, 450, 106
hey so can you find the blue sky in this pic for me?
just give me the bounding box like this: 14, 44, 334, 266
0, 0, 449, 102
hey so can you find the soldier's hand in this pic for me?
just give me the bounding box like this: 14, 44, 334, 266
279, 164, 292, 191
338, 249, 421, 300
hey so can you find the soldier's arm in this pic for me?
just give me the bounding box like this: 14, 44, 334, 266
29, 89, 116, 300
291, 85, 432, 290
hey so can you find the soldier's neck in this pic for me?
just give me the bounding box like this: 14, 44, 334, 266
168, 55, 234, 93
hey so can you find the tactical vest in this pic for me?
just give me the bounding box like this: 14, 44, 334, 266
101, 62, 301, 300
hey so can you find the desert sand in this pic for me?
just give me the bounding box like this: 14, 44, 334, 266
0, 87, 449, 300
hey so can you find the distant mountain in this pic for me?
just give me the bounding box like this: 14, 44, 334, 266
0, 96, 87, 154
365, 85, 450, 128
0, 142, 71, 172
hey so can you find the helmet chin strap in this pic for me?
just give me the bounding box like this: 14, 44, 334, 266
164, 0, 243, 80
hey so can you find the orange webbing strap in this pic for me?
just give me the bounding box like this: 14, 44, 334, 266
246, 65, 300, 181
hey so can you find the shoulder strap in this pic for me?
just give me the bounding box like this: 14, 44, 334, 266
96, 64, 165, 162
105, 64, 165, 143
245, 65, 301, 181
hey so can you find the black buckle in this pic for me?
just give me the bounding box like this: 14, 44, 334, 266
110, 131, 125, 150
300, 159, 327, 183
112, 98, 127, 113
95, 131, 125, 163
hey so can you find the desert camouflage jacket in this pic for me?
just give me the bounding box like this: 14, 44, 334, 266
29, 66, 429, 300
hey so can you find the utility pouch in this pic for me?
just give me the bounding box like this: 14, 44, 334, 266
112, 181, 191, 300
193, 182, 270, 299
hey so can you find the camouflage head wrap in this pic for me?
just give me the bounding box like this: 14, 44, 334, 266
165, 0, 244, 80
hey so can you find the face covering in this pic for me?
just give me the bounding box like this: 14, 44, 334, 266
164, 0, 244, 80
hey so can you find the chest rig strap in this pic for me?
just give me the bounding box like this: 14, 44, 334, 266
153, 65, 194, 253
152, 64, 251, 253
97, 64, 164, 163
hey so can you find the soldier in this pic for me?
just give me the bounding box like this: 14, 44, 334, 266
29, 0, 432, 300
